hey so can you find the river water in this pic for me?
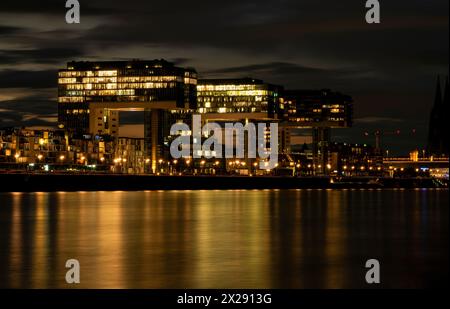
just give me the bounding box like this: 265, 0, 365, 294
0, 189, 448, 288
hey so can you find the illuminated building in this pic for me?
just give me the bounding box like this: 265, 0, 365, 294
281, 89, 353, 174
282, 90, 352, 128
58, 60, 197, 171
0, 127, 68, 164
197, 78, 282, 118
113, 138, 146, 174
0, 127, 115, 171
196, 78, 283, 173
328, 142, 378, 176
56, 61, 356, 174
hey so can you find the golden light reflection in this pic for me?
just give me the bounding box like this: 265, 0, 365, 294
323, 191, 347, 288
0, 190, 447, 289
9, 193, 22, 288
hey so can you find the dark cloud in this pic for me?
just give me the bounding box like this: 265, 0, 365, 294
0, 96, 56, 114
207, 62, 327, 75
0, 96, 57, 127
0, 0, 448, 154
0, 48, 85, 65
170, 58, 193, 66
0, 25, 23, 35
0, 70, 57, 88
72, 1, 447, 52
204, 62, 370, 87
355, 117, 404, 124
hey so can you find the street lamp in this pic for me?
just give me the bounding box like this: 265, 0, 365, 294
171, 160, 178, 174
59, 155, 65, 169
14, 153, 20, 166
200, 160, 206, 174
157, 159, 164, 173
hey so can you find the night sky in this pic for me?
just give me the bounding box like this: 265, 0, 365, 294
0, 0, 448, 154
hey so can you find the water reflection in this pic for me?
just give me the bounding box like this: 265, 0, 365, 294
0, 189, 448, 288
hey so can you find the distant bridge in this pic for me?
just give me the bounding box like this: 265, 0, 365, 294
383, 157, 448, 168
383, 157, 449, 178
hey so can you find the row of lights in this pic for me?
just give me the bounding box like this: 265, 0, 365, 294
15, 152, 437, 173
153, 159, 280, 170
148, 159, 419, 172
14, 153, 109, 163
156, 159, 223, 166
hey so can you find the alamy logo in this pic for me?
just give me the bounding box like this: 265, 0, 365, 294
65, 259, 80, 284
170, 115, 279, 169
365, 259, 381, 284
365, 0, 381, 24
65, 0, 80, 24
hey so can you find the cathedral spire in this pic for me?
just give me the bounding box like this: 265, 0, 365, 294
427, 75, 449, 156
443, 76, 449, 106
443, 76, 449, 133
434, 75, 442, 108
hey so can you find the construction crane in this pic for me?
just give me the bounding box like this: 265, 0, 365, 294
363, 129, 417, 155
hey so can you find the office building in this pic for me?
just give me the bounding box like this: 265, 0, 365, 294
58, 59, 197, 171
281, 89, 353, 173
197, 78, 282, 118
196, 78, 283, 173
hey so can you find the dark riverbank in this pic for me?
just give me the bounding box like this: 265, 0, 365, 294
0, 173, 446, 192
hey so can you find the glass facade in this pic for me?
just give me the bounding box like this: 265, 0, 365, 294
58, 60, 197, 133
282, 90, 353, 128
197, 78, 282, 117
